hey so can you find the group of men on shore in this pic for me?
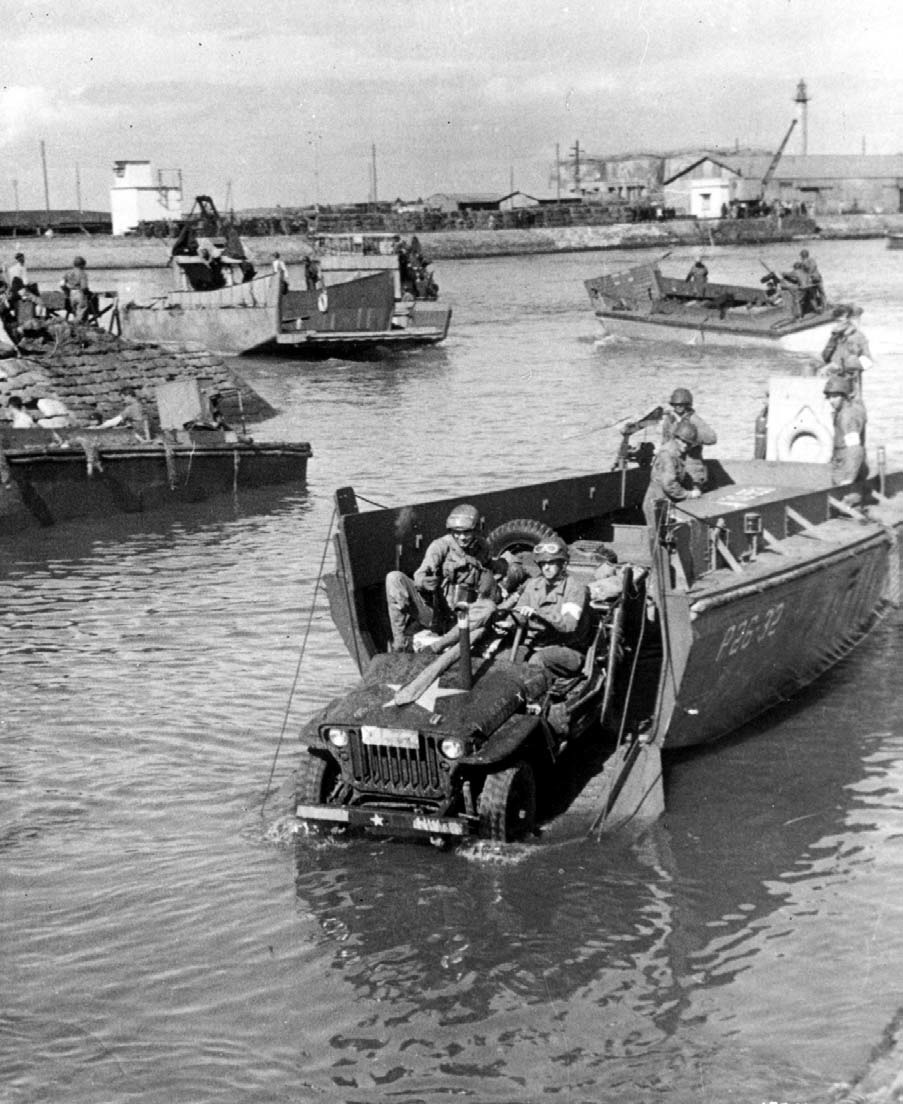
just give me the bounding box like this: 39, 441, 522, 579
2, 251, 96, 348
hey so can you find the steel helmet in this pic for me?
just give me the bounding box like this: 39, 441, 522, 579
673, 420, 699, 445
533, 536, 569, 563
670, 387, 693, 406
824, 375, 852, 396
445, 503, 480, 531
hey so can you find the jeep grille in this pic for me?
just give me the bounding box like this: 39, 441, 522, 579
349, 731, 446, 798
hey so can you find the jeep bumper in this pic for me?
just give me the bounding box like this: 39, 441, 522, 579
295, 802, 476, 840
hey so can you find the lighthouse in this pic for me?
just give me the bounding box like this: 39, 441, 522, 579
794, 79, 810, 155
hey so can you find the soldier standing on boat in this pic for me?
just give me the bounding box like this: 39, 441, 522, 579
798, 249, 825, 309
685, 254, 708, 295
824, 375, 867, 497
643, 421, 702, 530
822, 304, 873, 398
272, 252, 289, 294
303, 253, 320, 292
60, 256, 91, 323
384, 503, 495, 652
661, 387, 717, 490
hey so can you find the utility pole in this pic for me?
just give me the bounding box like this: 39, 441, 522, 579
555, 143, 561, 203
12, 179, 19, 236
370, 143, 378, 208
40, 140, 51, 223
75, 163, 82, 214
571, 139, 581, 196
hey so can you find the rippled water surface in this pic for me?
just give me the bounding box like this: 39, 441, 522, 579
4, 239, 903, 1103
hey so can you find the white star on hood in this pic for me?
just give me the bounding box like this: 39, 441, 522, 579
385, 679, 467, 713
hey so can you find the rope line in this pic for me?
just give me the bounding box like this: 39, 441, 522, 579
260, 504, 337, 820
355, 492, 391, 509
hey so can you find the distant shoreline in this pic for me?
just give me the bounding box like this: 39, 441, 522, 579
6, 212, 901, 271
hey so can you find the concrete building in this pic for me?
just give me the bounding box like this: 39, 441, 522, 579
560, 147, 903, 218
110, 161, 183, 236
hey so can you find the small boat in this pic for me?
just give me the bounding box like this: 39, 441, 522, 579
584, 260, 835, 352
310, 230, 452, 348
886, 233, 903, 251
119, 203, 451, 356
0, 382, 312, 533
293, 378, 903, 844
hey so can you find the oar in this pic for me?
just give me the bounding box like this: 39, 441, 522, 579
387, 627, 487, 708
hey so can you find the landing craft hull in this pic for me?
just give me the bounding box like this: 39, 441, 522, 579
585, 261, 835, 353
661, 518, 896, 748
591, 310, 835, 353
120, 270, 451, 356
0, 428, 311, 532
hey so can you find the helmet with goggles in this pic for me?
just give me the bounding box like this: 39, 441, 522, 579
533, 536, 568, 564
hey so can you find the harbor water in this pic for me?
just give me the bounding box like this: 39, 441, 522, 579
3, 238, 903, 1103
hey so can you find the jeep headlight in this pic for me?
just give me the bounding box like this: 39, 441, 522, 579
439, 736, 466, 760
325, 726, 350, 748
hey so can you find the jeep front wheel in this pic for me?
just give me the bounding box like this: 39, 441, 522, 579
478, 762, 537, 842
296, 751, 338, 805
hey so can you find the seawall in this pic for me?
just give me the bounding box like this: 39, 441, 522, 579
6, 213, 902, 271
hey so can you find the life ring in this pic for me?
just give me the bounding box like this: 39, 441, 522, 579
317, 289, 328, 313
775, 417, 833, 463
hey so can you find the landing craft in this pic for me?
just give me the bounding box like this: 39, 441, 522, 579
294, 378, 903, 844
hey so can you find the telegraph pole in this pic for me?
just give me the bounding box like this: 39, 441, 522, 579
12, 179, 19, 236
370, 143, 378, 208
555, 143, 561, 202
571, 139, 581, 196
40, 140, 51, 222
75, 163, 82, 214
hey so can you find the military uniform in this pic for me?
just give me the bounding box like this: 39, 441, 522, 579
824, 322, 871, 399
385, 533, 492, 649
661, 410, 716, 489
643, 439, 693, 528
830, 399, 867, 486
516, 570, 590, 677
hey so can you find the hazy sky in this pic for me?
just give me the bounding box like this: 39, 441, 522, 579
3, 0, 902, 213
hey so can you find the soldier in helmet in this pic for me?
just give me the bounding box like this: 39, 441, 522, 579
821, 304, 872, 399
824, 374, 867, 494
797, 249, 825, 310
643, 420, 702, 530
384, 503, 494, 652
661, 386, 717, 490
512, 536, 590, 678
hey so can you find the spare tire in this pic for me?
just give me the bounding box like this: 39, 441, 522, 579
487, 518, 557, 558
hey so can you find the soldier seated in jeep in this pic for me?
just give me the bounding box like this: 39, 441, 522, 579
510, 536, 591, 678
384, 502, 496, 652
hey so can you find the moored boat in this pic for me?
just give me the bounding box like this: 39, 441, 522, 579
584, 259, 835, 351
1, 381, 311, 533
119, 205, 451, 356
293, 379, 903, 844
887, 232, 903, 250
311, 230, 452, 347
